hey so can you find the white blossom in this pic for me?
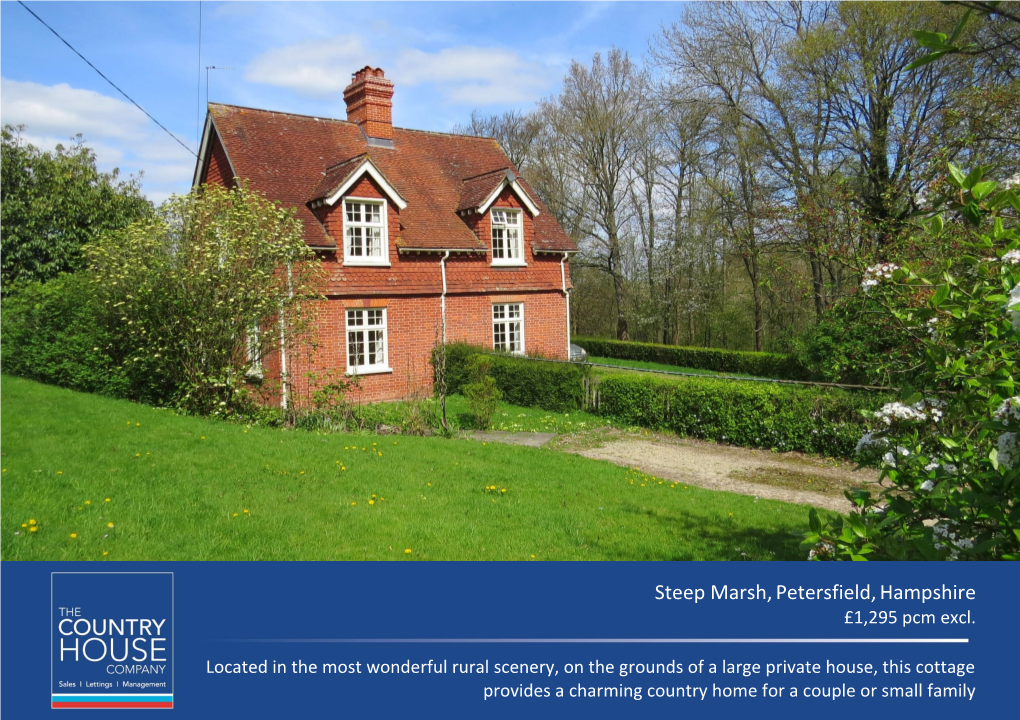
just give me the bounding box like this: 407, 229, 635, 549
998, 432, 1018, 470
1008, 285, 1020, 330
855, 432, 890, 455
933, 520, 975, 559
808, 541, 835, 560
1002, 249, 1020, 265
882, 446, 911, 466
919, 480, 934, 492
875, 401, 927, 425
861, 263, 900, 291
993, 397, 1020, 425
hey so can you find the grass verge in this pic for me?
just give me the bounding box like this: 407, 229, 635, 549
1, 375, 819, 561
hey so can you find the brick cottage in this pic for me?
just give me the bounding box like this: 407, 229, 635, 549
193, 66, 577, 404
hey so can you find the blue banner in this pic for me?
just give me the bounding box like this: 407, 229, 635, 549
2, 561, 1016, 717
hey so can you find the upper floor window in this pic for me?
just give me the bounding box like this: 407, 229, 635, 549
346, 308, 389, 374
344, 198, 388, 265
492, 303, 524, 354
490, 209, 524, 266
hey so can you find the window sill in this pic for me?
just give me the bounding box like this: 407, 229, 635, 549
490, 261, 528, 268
343, 260, 392, 268
345, 366, 393, 377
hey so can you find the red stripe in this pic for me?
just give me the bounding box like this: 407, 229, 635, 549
52, 702, 173, 709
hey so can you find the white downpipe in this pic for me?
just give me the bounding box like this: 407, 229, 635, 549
440, 250, 451, 343
279, 262, 294, 410
561, 252, 571, 359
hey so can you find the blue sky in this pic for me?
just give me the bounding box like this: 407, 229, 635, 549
1, 1, 683, 202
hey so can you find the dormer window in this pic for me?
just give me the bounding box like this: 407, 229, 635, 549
490, 209, 525, 266
344, 198, 389, 266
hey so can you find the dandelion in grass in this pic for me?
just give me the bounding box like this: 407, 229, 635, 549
29, 519, 36, 525
29, 526, 38, 533
105, 498, 111, 503
70, 533, 77, 539
405, 548, 412, 554
107, 522, 114, 528
233, 513, 238, 517
243, 509, 250, 514
57, 471, 63, 475
351, 502, 357, 506
103, 551, 109, 556
85, 500, 91, 505
201, 436, 206, 440
369, 500, 375, 505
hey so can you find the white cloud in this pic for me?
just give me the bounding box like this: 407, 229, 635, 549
392, 47, 549, 104
1, 77, 195, 204
243, 35, 374, 98
245, 38, 553, 106
1, 78, 148, 141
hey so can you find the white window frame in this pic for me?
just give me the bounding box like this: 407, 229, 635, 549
245, 322, 263, 380
492, 303, 525, 355
490, 208, 526, 267
343, 197, 390, 267
345, 308, 391, 375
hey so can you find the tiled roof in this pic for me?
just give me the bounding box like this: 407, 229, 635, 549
308, 154, 369, 202
204, 103, 577, 252
457, 169, 511, 213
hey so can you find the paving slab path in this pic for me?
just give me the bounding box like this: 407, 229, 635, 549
558, 430, 879, 514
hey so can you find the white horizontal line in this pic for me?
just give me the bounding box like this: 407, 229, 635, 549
226, 638, 968, 644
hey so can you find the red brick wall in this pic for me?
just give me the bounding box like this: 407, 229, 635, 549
201, 131, 235, 188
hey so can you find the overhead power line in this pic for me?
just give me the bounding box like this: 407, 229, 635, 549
17, 1, 198, 158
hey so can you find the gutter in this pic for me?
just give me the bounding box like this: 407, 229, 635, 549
561, 252, 571, 360
279, 262, 294, 410
440, 250, 451, 343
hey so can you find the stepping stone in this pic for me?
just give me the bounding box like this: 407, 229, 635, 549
471, 431, 557, 448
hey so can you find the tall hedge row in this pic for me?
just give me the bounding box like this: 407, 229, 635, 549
439, 343, 881, 457
573, 336, 812, 381
1, 276, 136, 398
592, 373, 884, 457
441, 343, 590, 412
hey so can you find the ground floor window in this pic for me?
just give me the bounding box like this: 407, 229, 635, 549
346, 308, 388, 373
492, 303, 524, 354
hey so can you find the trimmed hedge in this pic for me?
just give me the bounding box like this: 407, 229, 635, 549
591, 373, 885, 457
440, 343, 590, 413
1, 276, 134, 398
574, 336, 812, 381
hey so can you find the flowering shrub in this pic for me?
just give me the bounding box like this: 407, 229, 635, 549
802, 164, 1020, 560
83, 182, 323, 414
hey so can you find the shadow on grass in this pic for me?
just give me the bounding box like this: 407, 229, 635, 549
603, 502, 811, 561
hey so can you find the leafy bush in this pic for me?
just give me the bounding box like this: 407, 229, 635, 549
803, 164, 1020, 561
440, 343, 591, 412
0, 274, 141, 399
591, 373, 885, 457
84, 182, 323, 414
573, 336, 812, 381
462, 355, 502, 429
1, 126, 152, 291
796, 292, 921, 386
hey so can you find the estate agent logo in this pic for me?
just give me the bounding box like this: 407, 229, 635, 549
51, 573, 174, 709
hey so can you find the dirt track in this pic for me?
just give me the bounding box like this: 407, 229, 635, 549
558, 430, 879, 513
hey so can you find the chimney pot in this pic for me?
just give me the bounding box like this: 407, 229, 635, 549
344, 66, 394, 141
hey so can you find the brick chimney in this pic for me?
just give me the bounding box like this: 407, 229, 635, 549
343, 66, 394, 141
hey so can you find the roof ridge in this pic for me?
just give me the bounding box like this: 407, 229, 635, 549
461, 167, 513, 182
322, 153, 370, 173
392, 126, 499, 142
209, 102, 356, 125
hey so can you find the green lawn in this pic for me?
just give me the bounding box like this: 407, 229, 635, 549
588, 356, 761, 379
1, 375, 817, 561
